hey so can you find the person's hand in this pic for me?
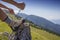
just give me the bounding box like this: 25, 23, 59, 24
0, 8, 8, 21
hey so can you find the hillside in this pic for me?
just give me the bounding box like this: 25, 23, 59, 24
0, 20, 12, 40
31, 26, 60, 40
17, 13, 60, 35
0, 20, 60, 40
52, 19, 60, 25
0, 14, 60, 40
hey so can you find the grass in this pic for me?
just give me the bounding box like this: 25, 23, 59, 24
0, 14, 60, 40
0, 20, 12, 40
0, 20, 60, 40
0, 34, 8, 40
31, 26, 60, 40
0, 20, 12, 33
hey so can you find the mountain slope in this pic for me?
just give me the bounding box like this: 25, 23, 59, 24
31, 26, 60, 40
16, 13, 60, 35
0, 20, 60, 40
0, 14, 60, 40
52, 19, 60, 25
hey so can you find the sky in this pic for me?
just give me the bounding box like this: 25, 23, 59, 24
0, 0, 60, 22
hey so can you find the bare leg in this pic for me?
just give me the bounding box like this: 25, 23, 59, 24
0, 3, 15, 14
0, 8, 31, 40
0, 8, 8, 21
2, 0, 25, 10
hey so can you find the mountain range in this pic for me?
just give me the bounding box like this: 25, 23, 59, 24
16, 13, 60, 35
